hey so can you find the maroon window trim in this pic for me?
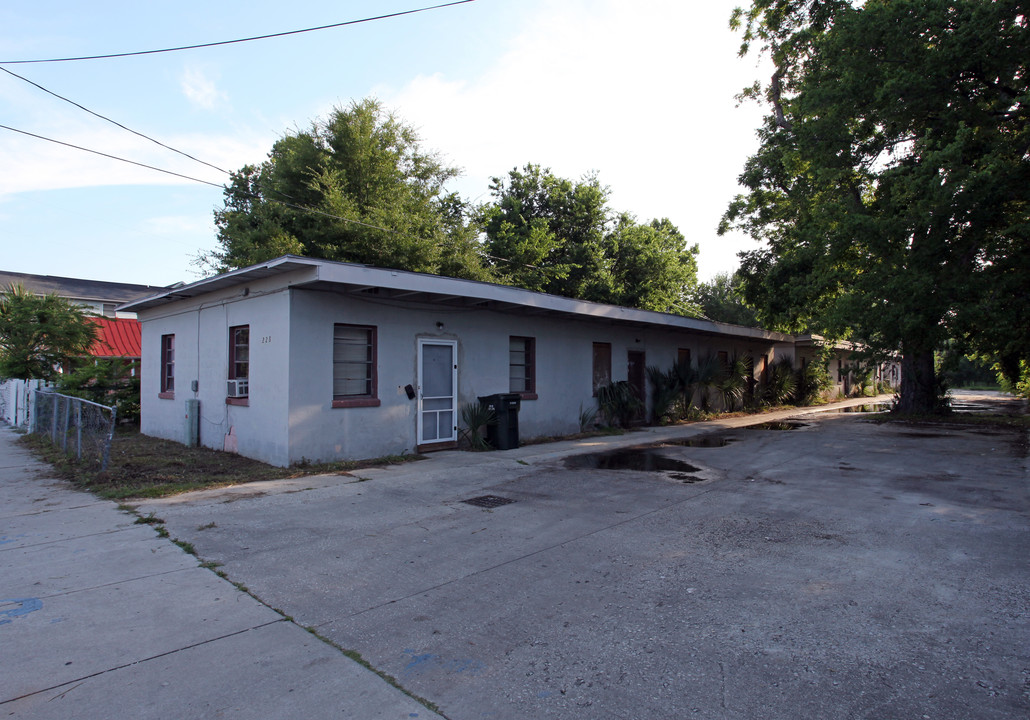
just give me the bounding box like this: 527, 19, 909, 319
333, 324, 378, 406
509, 336, 536, 399
229, 325, 249, 381
159, 333, 175, 398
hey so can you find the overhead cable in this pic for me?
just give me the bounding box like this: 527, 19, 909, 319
0, 123, 226, 188
0, 66, 229, 174
0, 122, 553, 276
0, 0, 475, 64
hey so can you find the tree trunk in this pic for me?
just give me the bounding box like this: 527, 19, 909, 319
895, 348, 942, 414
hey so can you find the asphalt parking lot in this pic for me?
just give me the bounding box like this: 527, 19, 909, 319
137, 394, 1030, 720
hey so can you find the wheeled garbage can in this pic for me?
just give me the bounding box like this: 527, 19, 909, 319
477, 393, 521, 450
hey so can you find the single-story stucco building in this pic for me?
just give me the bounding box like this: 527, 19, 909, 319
121, 255, 844, 467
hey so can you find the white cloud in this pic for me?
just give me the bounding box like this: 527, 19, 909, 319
0, 120, 272, 196
180, 66, 227, 110
381, 0, 771, 279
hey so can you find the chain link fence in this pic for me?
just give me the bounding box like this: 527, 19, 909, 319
31, 390, 117, 472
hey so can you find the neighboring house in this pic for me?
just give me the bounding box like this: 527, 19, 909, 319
88, 317, 143, 364
795, 335, 900, 397
122, 256, 804, 467
0, 270, 168, 319
0, 271, 161, 427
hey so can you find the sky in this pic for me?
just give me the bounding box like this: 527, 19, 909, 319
0, 0, 771, 287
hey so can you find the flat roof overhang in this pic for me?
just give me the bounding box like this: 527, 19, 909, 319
120, 255, 793, 343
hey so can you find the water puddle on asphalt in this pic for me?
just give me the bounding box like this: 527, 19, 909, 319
840, 403, 891, 413
564, 448, 701, 474
664, 434, 736, 448
745, 421, 809, 431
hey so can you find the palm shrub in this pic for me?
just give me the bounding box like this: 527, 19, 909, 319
693, 354, 723, 413
672, 359, 698, 418
762, 358, 798, 406
793, 361, 833, 405
578, 403, 597, 432
460, 401, 495, 450
596, 380, 642, 428
646, 365, 680, 424
717, 355, 750, 412
851, 365, 875, 397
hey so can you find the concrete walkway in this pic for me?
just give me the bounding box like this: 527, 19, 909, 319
0, 424, 443, 719
9, 390, 1014, 720
0, 396, 893, 719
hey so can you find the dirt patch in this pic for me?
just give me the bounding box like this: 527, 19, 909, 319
19, 427, 424, 499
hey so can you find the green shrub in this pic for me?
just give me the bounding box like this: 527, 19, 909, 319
57, 359, 140, 423
762, 358, 797, 406
460, 401, 495, 450
596, 380, 642, 428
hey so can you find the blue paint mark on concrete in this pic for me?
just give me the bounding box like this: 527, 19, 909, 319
401, 648, 486, 678
0, 534, 28, 546
0, 598, 42, 625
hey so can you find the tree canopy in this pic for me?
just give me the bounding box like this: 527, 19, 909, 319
209, 103, 700, 315
0, 284, 97, 381
722, 0, 1030, 412
206, 98, 490, 280
690, 272, 760, 327
481, 164, 699, 313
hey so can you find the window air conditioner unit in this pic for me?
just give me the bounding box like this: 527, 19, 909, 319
227, 378, 249, 398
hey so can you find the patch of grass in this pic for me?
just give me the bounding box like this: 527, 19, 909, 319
171, 539, 196, 555
197, 522, 217, 531
133, 512, 164, 525
17, 426, 426, 500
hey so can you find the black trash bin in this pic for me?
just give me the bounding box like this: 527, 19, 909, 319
477, 393, 521, 450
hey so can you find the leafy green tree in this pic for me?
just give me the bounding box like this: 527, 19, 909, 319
722, 0, 1030, 413
690, 272, 760, 326
206, 98, 491, 280
481, 164, 699, 311
480, 164, 611, 298
605, 215, 699, 313
0, 284, 97, 381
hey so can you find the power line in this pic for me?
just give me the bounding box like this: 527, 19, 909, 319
0, 123, 226, 188
0, 66, 229, 174
0, 1, 476, 64
0, 123, 434, 236
0, 122, 556, 277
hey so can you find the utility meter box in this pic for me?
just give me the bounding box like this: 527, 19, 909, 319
185, 398, 200, 448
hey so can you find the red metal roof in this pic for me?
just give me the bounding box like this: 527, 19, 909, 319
89, 317, 142, 359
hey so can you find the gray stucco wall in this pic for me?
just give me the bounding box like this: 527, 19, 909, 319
283, 289, 782, 465
140, 281, 786, 467
139, 275, 296, 466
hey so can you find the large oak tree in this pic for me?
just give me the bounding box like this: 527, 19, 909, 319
721, 0, 1029, 411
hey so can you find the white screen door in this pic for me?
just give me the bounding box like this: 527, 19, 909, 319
418, 339, 457, 445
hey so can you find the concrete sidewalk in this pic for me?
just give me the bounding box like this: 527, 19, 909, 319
0, 396, 894, 719
126, 391, 1028, 719
0, 424, 443, 719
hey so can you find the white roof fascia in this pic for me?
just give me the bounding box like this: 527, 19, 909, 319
120, 255, 792, 343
